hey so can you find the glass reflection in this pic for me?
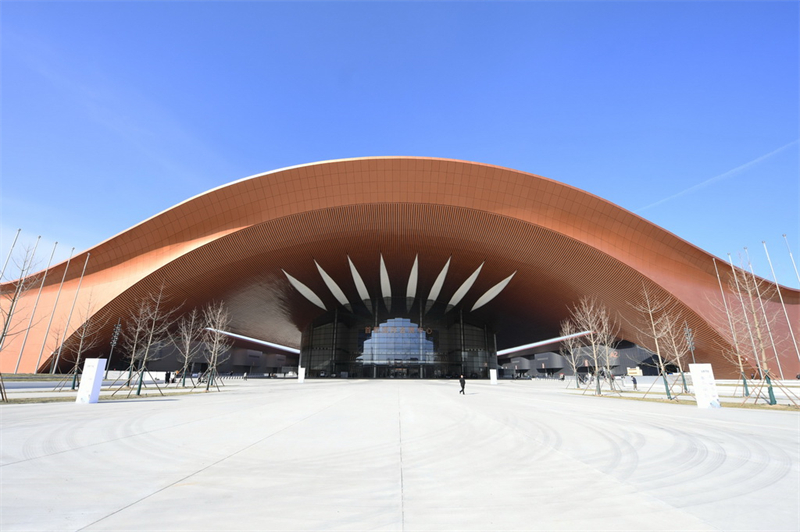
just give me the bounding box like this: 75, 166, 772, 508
361, 318, 434, 364
300, 296, 495, 378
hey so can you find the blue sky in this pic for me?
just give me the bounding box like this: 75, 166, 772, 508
2, 1, 798, 287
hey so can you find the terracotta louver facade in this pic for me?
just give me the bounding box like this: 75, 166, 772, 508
2, 156, 798, 378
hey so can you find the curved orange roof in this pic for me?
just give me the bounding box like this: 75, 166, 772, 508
3, 157, 798, 377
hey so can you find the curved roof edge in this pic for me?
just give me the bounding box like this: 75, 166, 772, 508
26, 156, 796, 294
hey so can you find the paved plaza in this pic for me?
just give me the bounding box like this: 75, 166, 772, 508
1, 379, 798, 531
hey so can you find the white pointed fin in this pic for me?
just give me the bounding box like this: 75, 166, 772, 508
497, 329, 592, 357
406, 254, 418, 300
380, 254, 391, 299
205, 329, 300, 354
348, 255, 372, 312
315, 260, 349, 308
447, 262, 484, 309
427, 257, 451, 303
471, 271, 516, 311
283, 270, 326, 310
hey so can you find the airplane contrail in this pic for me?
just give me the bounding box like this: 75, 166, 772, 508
637, 139, 799, 213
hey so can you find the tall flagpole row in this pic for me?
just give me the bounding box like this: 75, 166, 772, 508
744, 248, 783, 379
13, 239, 58, 374
763, 240, 800, 366
42, 248, 74, 373
0, 236, 40, 353
52, 253, 90, 374
713, 257, 748, 395
15, 242, 59, 373
727, 254, 763, 377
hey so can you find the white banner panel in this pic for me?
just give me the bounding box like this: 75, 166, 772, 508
76, 358, 106, 404
489, 368, 497, 385
298, 367, 306, 383
689, 363, 721, 409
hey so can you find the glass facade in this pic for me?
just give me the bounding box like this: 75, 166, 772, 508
300, 297, 496, 378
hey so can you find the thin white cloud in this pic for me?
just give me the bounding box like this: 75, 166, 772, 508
6, 30, 235, 189
637, 139, 799, 213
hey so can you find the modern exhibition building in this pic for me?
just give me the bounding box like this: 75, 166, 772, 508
2, 157, 798, 379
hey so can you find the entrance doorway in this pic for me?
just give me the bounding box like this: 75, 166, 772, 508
372, 363, 422, 378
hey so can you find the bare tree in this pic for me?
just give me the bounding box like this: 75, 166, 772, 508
202, 301, 233, 392
658, 309, 691, 395
567, 296, 619, 396
628, 285, 674, 400
724, 262, 790, 405
0, 243, 41, 401
715, 337, 751, 396
170, 307, 204, 388
559, 318, 583, 389
63, 297, 107, 390
39, 320, 66, 375
710, 259, 752, 396
117, 297, 150, 388
115, 285, 180, 397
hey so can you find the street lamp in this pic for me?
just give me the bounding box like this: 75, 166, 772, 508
684, 323, 696, 365
105, 318, 121, 379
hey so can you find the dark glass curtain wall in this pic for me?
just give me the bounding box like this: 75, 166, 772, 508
300, 297, 496, 378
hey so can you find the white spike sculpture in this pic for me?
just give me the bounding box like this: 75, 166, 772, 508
283, 270, 326, 310
315, 260, 350, 308
447, 262, 484, 309
348, 255, 373, 313
471, 272, 517, 311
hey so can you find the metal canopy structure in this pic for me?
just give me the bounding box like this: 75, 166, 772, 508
2, 157, 798, 377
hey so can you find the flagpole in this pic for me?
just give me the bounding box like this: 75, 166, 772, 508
15, 239, 57, 373
728, 254, 762, 377
1, 229, 21, 281
0, 236, 40, 354
52, 253, 90, 374
40, 248, 74, 373
713, 257, 747, 394
744, 247, 783, 379
783, 234, 800, 287
763, 240, 800, 366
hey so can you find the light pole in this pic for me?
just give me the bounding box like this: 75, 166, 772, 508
684, 323, 696, 364
105, 318, 121, 380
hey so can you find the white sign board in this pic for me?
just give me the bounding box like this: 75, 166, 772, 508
76, 358, 106, 404
689, 363, 720, 409
298, 367, 306, 383
489, 368, 497, 385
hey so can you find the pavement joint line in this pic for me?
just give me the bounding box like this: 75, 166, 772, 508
74, 390, 357, 532
3, 380, 797, 531
397, 387, 405, 532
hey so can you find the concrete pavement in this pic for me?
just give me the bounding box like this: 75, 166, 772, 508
1, 379, 798, 531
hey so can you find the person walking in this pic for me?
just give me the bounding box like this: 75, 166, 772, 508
631, 376, 638, 391
459, 374, 466, 395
